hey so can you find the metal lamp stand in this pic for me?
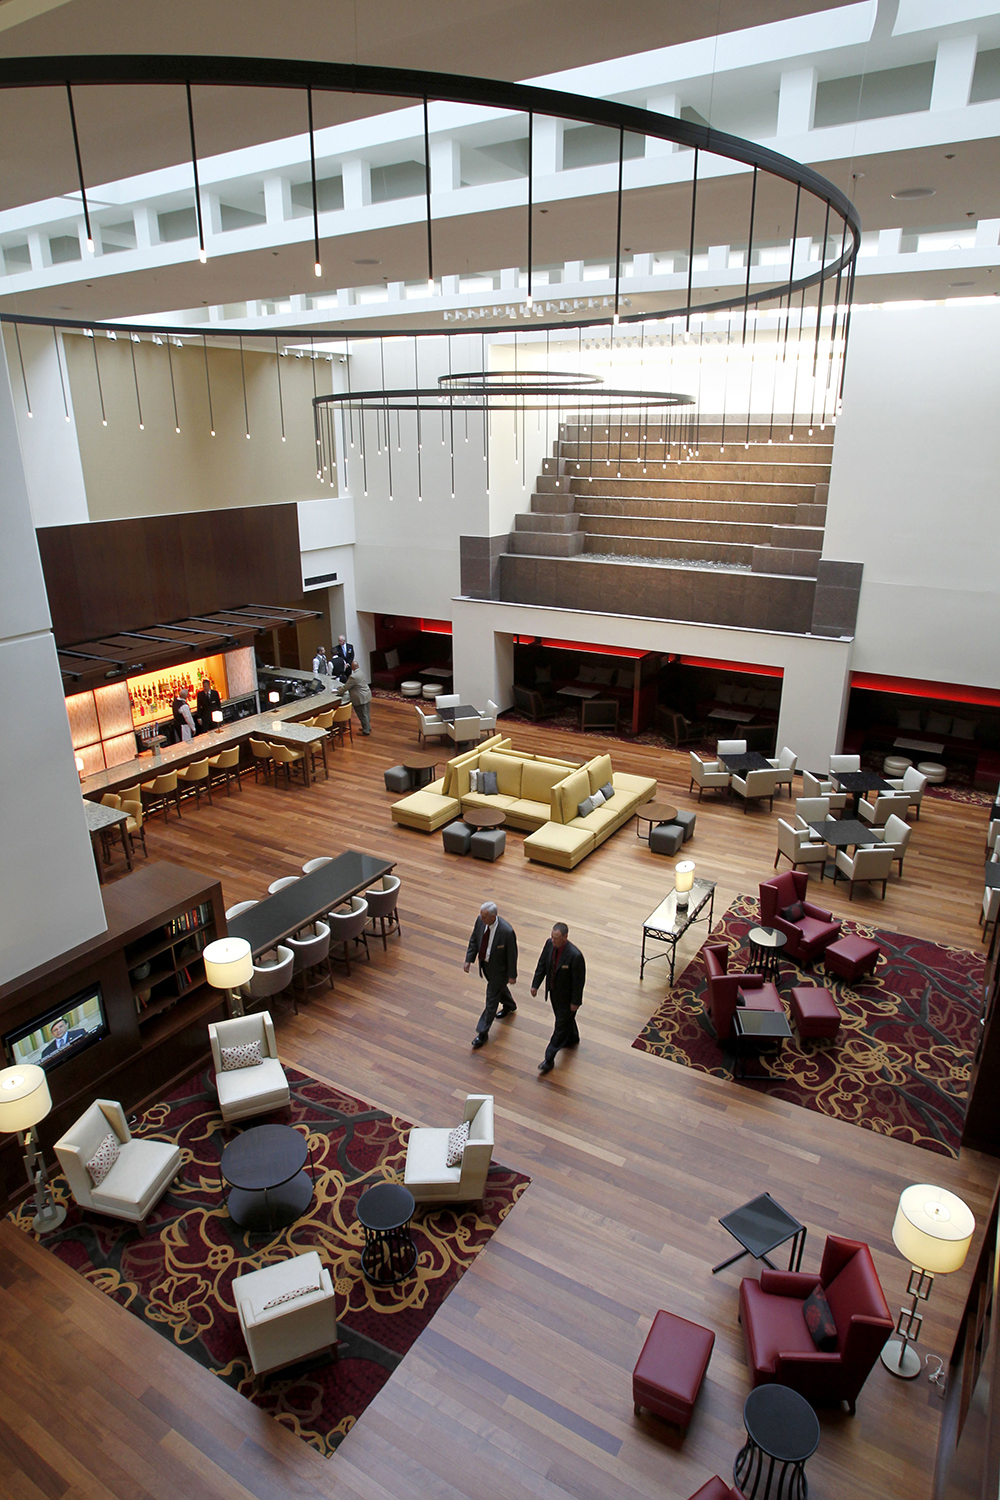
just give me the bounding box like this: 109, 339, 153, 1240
881, 1264, 932, 1379
22, 1125, 66, 1234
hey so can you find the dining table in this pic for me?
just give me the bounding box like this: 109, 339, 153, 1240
82, 800, 133, 883
808, 818, 878, 881
227, 849, 396, 956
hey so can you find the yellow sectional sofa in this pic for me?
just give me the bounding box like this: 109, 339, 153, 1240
390, 736, 656, 869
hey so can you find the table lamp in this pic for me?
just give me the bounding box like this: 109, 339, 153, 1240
75, 755, 85, 780
203, 937, 254, 1018
674, 860, 696, 910
881, 1183, 975, 1379
0, 1065, 66, 1233
268, 690, 280, 704
211, 710, 223, 724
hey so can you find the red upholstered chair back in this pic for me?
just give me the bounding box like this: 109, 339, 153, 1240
820, 1235, 893, 1391
703, 943, 745, 1043
759, 870, 806, 926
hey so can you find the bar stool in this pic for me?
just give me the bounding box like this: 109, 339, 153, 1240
269, 742, 308, 787
328, 897, 370, 975
330, 704, 354, 747
267, 876, 300, 895
364, 875, 401, 950
120, 797, 147, 858
286, 921, 333, 1000
97, 793, 122, 864
208, 745, 242, 795
226, 899, 259, 920
176, 757, 213, 807
241, 945, 296, 1016
302, 856, 334, 874
140, 770, 182, 821
249, 737, 274, 784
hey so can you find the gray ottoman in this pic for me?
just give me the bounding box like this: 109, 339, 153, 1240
471, 828, 506, 861
442, 820, 472, 855
673, 808, 697, 843
649, 822, 684, 856
384, 765, 413, 793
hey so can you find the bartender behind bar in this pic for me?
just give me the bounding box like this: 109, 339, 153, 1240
195, 677, 222, 732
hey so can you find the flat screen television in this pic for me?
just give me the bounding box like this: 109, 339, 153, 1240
4, 983, 109, 1073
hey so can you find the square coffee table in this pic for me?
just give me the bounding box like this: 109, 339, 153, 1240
712, 1191, 806, 1275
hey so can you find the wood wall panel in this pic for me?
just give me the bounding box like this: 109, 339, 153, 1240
36, 504, 302, 646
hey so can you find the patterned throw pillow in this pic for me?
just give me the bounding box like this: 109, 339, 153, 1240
803, 1284, 838, 1351
85, 1131, 120, 1187
481, 771, 498, 796
781, 901, 805, 923
262, 1282, 322, 1310
599, 781, 614, 801
221, 1040, 263, 1071
446, 1120, 470, 1167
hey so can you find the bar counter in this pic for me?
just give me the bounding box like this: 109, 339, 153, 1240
80, 685, 348, 799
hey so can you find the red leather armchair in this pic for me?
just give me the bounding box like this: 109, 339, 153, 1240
703, 943, 783, 1044
739, 1234, 893, 1413
759, 871, 841, 966
687, 1480, 746, 1500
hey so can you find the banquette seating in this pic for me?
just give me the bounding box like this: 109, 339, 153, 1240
758, 872, 842, 965
389, 734, 656, 869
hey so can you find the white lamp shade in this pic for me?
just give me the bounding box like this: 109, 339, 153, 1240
0, 1064, 53, 1132
203, 937, 253, 991
674, 860, 696, 894
892, 1184, 975, 1274
75, 756, 85, 772
211, 710, 223, 723
268, 691, 280, 703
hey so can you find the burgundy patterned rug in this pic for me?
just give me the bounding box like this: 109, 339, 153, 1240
10, 1068, 529, 1456
633, 895, 983, 1158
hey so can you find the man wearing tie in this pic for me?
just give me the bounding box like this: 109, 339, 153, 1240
331, 634, 356, 683
530, 922, 586, 1076
464, 901, 517, 1049
40, 1017, 87, 1060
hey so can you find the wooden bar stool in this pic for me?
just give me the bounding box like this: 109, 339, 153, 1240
208, 745, 242, 795
176, 757, 213, 807
140, 770, 182, 821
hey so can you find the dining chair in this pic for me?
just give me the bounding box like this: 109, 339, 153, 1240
869, 814, 913, 876
226, 899, 259, 919
267, 876, 300, 895
435, 693, 461, 711
286, 921, 333, 1000
801, 769, 847, 813
766, 746, 798, 796
176, 757, 213, 807
241, 947, 297, 1017
689, 752, 729, 800
774, 817, 827, 875
302, 856, 334, 874
829, 753, 861, 776
833, 843, 894, 900
857, 792, 912, 828
730, 767, 781, 813
120, 797, 147, 858
249, 737, 274, 784
269, 742, 308, 787
416, 705, 448, 744
208, 745, 242, 795
328, 897, 370, 974
448, 714, 482, 747
364, 875, 401, 949
717, 739, 747, 756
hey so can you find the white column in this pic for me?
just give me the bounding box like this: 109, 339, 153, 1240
644, 93, 680, 156
28, 232, 51, 271
133, 205, 160, 248
563, 260, 585, 283
430, 137, 461, 192
499, 267, 519, 290
0, 342, 106, 982
342, 158, 372, 210
776, 67, 818, 137
264, 175, 292, 223
975, 218, 1000, 248
533, 116, 564, 174
931, 34, 978, 112
707, 244, 729, 271
203, 191, 223, 236
877, 227, 902, 257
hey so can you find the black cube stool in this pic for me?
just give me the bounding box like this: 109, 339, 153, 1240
649, 823, 684, 856
674, 808, 697, 843
471, 828, 506, 861
442, 820, 472, 854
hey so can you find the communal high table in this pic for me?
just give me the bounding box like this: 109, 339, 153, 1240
227, 849, 396, 957
82, 799, 132, 883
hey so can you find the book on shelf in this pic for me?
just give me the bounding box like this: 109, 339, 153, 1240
166, 902, 212, 939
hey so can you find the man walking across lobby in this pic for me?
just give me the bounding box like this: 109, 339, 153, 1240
464, 901, 517, 1049
531, 922, 585, 1075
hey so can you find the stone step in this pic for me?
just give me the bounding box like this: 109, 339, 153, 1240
513, 512, 580, 533
507, 530, 586, 557
558, 422, 834, 447
580, 514, 774, 545
567, 494, 798, 524
752, 546, 822, 578
581, 533, 755, 568
530, 492, 578, 515
795, 503, 827, 526
546, 455, 831, 483
770, 525, 825, 549
538, 474, 816, 504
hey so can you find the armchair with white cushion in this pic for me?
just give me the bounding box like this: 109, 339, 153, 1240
477, 699, 499, 737
717, 739, 747, 756
795, 796, 833, 826
54, 1098, 182, 1224
765, 746, 797, 796
415, 705, 448, 745
868, 813, 912, 876
233, 1249, 338, 1378
885, 765, 927, 819
731, 767, 780, 813
689, 752, 729, 800
435, 693, 460, 711
857, 792, 912, 827
833, 843, 894, 900
208, 1011, 290, 1123
829, 754, 861, 779
774, 817, 827, 876
447, 714, 482, 747
404, 1093, 493, 1204
802, 769, 847, 813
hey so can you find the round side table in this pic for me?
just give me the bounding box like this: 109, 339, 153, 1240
734, 1384, 820, 1499
748, 926, 788, 981
357, 1182, 418, 1285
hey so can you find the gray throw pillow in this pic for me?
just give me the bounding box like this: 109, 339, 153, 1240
578, 794, 597, 817
599, 780, 614, 800
481, 771, 498, 796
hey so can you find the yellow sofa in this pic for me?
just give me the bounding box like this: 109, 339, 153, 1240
390, 737, 656, 868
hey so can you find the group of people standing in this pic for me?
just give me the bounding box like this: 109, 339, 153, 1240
464, 903, 586, 1076
170, 676, 221, 743
314, 635, 373, 736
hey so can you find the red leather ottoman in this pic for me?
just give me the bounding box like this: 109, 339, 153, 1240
687, 1480, 746, 1500
789, 985, 840, 1040
823, 935, 880, 983
633, 1309, 715, 1430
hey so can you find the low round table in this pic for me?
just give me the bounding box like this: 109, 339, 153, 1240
357, 1182, 418, 1285
634, 801, 679, 839
748, 925, 788, 980
220, 1123, 315, 1233
735, 1384, 820, 1499
463, 806, 506, 829
402, 752, 442, 788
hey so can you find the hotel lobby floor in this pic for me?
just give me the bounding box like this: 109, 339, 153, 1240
6, 698, 995, 1500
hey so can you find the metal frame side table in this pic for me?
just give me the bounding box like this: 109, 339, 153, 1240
640, 879, 717, 985
357, 1182, 418, 1285
713, 1191, 806, 1275
747, 926, 787, 980
734, 1383, 820, 1500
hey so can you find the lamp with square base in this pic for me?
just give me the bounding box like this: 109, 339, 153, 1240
0, 1064, 67, 1233
881, 1183, 975, 1380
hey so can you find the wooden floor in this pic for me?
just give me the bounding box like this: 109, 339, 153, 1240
5, 699, 997, 1500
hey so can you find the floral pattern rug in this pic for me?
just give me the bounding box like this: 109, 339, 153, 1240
632, 896, 983, 1158
10, 1068, 529, 1455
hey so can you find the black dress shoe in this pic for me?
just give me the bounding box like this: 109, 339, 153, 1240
471, 1034, 487, 1049
537, 1059, 554, 1075
499, 1006, 517, 1018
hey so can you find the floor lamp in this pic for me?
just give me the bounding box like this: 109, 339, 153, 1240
204, 936, 254, 1017
0, 1064, 67, 1233
881, 1183, 975, 1379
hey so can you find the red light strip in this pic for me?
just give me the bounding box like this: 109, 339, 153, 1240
680, 655, 783, 679
850, 672, 1000, 708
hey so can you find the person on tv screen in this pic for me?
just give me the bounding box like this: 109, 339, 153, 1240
40, 1017, 87, 1060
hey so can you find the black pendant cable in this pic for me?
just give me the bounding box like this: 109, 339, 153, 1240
53, 327, 70, 421
166, 335, 181, 432
823, 218, 849, 429
186, 84, 207, 264
381, 338, 393, 499
201, 333, 215, 434
274, 336, 286, 442
789, 285, 807, 437
720, 312, 732, 451
423, 97, 434, 292
129, 334, 144, 429
447, 336, 455, 498
685, 147, 699, 334
12, 322, 32, 417
526, 112, 534, 310
742, 165, 759, 447
88, 329, 107, 425
307, 86, 322, 278
808, 201, 832, 434
481, 332, 489, 497
414, 337, 422, 501
65, 84, 94, 254
310, 334, 321, 474
239, 335, 250, 439
613, 129, 625, 325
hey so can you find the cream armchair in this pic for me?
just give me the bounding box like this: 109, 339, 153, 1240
829, 753, 861, 777
774, 817, 827, 875
689, 752, 730, 800
802, 769, 847, 813
731, 767, 781, 812
54, 1098, 182, 1223
885, 765, 928, 819
404, 1093, 494, 1204
208, 1011, 290, 1123
858, 791, 912, 827
766, 746, 798, 796
834, 843, 894, 900
869, 813, 913, 876
717, 739, 747, 756
233, 1250, 338, 1377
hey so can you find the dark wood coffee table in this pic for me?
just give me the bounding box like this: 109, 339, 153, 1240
463, 806, 506, 829
635, 801, 679, 838
220, 1123, 315, 1232
403, 752, 442, 787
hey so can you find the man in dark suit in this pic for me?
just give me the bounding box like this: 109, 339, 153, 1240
464, 901, 517, 1049
530, 922, 586, 1075
195, 677, 221, 733
40, 1018, 87, 1060
330, 634, 356, 683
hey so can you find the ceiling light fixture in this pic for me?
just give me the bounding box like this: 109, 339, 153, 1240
891, 187, 935, 200
185, 82, 207, 263
307, 85, 322, 277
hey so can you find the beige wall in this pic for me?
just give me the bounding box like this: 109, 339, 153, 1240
62, 334, 336, 520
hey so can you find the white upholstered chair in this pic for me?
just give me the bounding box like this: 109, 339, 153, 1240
717, 739, 747, 756
242, 945, 296, 1014
774, 817, 828, 875
801, 769, 847, 813
477, 699, 499, 737
226, 900, 259, 920
415, 705, 448, 744
404, 1094, 494, 1204
364, 874, 401, 949
328, 896, 370, 974
435, 693, 461, 711
795, 796, 832, 825
730, 767, 781, 812
302, 856, 334, 874
54, 1099, 182, 1224
233, 1250, 338, 1378
834, 843, 894, 900
829, 753, 861, 777
766, 746, 798, 796
885, 764, 928, 819
689, 752, 730, 800
858, 791, 912, 827
869, 813, 913, 877
267, 875, 300, 895
447, 714, 481, 746
208, 1011, 290, 1123
983, 883, 1000, 937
